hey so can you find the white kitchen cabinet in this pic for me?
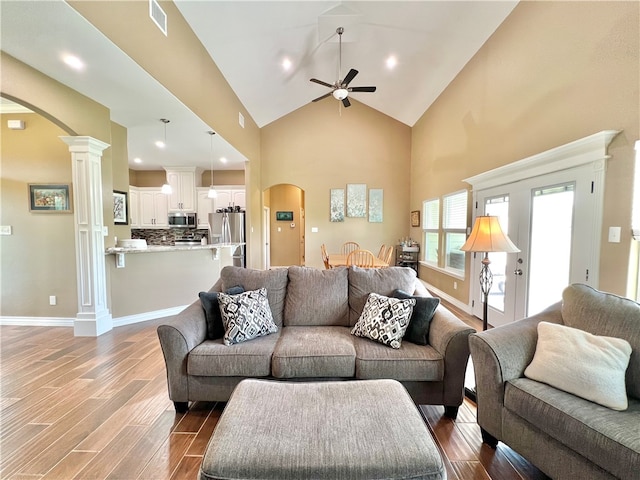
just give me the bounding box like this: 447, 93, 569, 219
213, 186, 245, 211
129, 187, 140, 227
165, 167, 202, 212
196, 188, 215, 229
138, 188, 169, 228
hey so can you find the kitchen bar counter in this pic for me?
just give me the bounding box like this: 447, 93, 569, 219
105, 243, 244, 255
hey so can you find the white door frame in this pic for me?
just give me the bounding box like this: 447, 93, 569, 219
263, 206, 271, 270
464, 130, 619, 325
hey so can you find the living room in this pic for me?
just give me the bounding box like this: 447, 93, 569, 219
1, 1, 639, 479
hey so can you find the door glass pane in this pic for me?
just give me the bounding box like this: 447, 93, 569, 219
528, 184, 575, 315
484, 196, 510, 312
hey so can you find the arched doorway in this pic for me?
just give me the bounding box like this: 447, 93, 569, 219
263, 184, 305, 268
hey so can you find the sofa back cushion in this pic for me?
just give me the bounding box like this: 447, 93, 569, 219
284, 266, 349, 326
221, 266, 289, 328
348, 266, 417, 326
561, 283, 640, 400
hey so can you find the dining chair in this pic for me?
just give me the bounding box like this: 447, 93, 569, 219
377, 244, 387, 260
346, 249, 376, 268
383, 245, 395, 266
341, 241, 360, 255
320, 243, 331, 269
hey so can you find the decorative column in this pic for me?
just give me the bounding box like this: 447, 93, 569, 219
60, 136, 112, 336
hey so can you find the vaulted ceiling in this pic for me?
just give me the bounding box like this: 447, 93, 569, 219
1, 1, 518, 171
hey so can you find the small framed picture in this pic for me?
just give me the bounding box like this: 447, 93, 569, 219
113, 190, 128, 225
411, 210, 420, 227
28, 184, 72, 213
276, 211, 293, 221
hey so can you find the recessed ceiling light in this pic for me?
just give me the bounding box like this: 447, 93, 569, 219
220, 157, 228, 164
133, 158, 142, 164
282, 58, 292, 71
155, 140, 165, 149
62, 54, 85, 71
386, 55, 397, 70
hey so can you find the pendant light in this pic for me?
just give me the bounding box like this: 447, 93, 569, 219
207, 131, 217, 199
158, 118, 172, 194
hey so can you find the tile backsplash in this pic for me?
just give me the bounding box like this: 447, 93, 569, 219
132, 228, 209, 246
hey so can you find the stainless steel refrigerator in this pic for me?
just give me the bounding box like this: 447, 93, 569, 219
208, 212, 246, 268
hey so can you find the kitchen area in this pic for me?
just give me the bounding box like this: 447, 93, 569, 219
105, 167, 247, 320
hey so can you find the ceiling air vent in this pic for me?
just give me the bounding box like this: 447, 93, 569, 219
149, 0, 167, 36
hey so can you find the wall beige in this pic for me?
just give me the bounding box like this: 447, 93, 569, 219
411, 1, 639, 300
261, 99, 412, 269
0, 112, 78, 317
268, 184, 304, 266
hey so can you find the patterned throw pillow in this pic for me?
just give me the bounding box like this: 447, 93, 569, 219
218, 288, 278, 346
351, 293, 416, 349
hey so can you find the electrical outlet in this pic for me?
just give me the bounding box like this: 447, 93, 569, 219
311, 227, 318, 233
49, 295, 57, 306
238, 112, 245, 128
453, 281, 458, 290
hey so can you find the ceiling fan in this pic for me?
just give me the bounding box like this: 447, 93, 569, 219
310, 27, 376, 108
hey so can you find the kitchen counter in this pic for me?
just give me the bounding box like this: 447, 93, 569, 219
105, 243, 244, 255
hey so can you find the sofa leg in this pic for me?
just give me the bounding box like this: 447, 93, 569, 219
481, 428, 499, 448
174, 401, 189, 413
444, 406, 459, 419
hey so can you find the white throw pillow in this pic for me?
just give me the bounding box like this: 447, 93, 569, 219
218, 288, 278, 346
524, 321, 632, 410
351, 293, 415, 349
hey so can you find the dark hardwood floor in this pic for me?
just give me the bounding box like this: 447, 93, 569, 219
1, 313, 548, 480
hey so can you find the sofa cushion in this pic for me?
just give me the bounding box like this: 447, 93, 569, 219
505, 377, 640, 480
272, 326, 356, 378
561, 283, 640, 400
392, 289, 440, 346
199, 285, 244, 340
284, 266, 349, 326
352, 336, 444, 381
351, 293, 415, 349
348, 266, 417, 326
221, 266, 289, 328
524, 321, 632, 410
188, 332, 281, 377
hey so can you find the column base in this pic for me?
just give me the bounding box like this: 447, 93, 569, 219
74, 310, 113, 336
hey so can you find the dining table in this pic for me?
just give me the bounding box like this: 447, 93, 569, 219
328, 253, 389, 268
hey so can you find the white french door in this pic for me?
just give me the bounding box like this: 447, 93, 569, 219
472, 165, 599, 327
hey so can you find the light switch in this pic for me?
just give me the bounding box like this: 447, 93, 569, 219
311, 227, 319, 233
0, 226, 12, 235
608, 226, 621, 243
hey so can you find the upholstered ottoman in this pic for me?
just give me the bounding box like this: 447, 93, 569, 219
200, 379, 446, 480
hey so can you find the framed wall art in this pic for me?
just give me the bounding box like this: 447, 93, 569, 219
346, 183, 367, 218
411, 210, 420, 227
276, 211, 293, 221
28, 184, 72, 213
368, 189, 383, 223
113, 190, 128, 225
330, 188, 345, 222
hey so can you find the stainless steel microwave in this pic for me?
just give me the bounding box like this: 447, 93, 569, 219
168, 212, 197, 228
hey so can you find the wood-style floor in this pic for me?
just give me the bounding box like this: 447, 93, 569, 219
1, 313, 549, 480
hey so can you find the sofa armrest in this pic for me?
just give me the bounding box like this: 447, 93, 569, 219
428, 306, 475, 407
157, 300, 208, 403
469, 302, 563, 440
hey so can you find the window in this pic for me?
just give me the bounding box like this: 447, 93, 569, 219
422, 199, 439, 264
443, 190, 467, 274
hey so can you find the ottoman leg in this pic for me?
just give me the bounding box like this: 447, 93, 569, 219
444, 405, 459, 419
481, 428, 499, 448
174, 401, 189, 413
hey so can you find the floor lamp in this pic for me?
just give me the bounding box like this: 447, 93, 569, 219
461, 216, 520, 400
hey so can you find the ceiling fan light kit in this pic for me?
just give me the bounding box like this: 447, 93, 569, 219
310, 26, 376, 108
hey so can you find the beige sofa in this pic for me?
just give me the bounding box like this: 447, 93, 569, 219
469, 284, 640, 480
158, 265, 474, 418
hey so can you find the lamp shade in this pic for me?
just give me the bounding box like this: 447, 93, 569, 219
460, 216, 520, 253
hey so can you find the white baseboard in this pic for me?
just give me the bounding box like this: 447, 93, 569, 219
0, 316, 75, 327
0, 306, 187, 329
418, 279, 473, 315
112, 306, 187, 327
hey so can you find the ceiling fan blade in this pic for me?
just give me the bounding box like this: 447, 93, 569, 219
312, 92, 333, 102
342, 69, 358, 87
342, 97, 351, 108
349, 86, 377, 93
310, 78, 334, 88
